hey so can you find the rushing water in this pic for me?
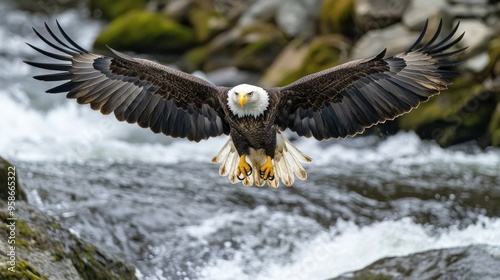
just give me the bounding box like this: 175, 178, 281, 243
1, 2, 500, 280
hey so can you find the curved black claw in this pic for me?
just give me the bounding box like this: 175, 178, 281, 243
260, 171, 275, 180
237, 173, 245, 181
247, 167, 252, 176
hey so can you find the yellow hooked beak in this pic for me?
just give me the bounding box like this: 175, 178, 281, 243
238, 93, 248, 108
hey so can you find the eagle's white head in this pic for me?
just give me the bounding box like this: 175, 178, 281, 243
227, 84, 269, 118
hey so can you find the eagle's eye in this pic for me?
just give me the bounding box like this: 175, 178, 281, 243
248, 91, 253, 97
235, 92, 239, 96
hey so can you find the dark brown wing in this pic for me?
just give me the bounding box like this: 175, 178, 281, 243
25, 22, 230, 142
275, 20, 466, 140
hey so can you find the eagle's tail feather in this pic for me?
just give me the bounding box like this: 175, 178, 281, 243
212, 134, 312, 187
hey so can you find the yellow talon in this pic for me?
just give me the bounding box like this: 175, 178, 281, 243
260, 156, 274, 180
236, 155, 252, 180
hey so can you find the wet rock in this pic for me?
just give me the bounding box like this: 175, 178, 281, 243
89, 0, 148, 20
333, 245, 500, 280
350, 23, 417, 60
489, 103, 500, 146
399, 77, 496, 147
0, 202, 137, 280
456, 19, 496, 56
238, 0, 281, 27
319, 0, 356, 35
190, 22, 287, 72
354, 0, 411, 31
449, 3, 492, 19
202, 67, 261, 87
402, 0, 450, 31
238, 0, 322, 37
464, 52, 490, 73
188, 8, 229, 42
0, 156, 27, 202
260, 35, 350, 87
93, 11, 195, 53
275, 0, 323, 37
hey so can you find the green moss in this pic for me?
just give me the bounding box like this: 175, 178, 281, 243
319, 0, 355, 35
188, 9, 228, 42
261, 35, 348, 87
351, 271, 394, 280
94, 11, 196, 53
184, 45, 210, 70
399, 77, 484, 130
0, 156, 27, 202
89, 0, 147, 20
0, 259, 49, 280
489, 104, 500, 146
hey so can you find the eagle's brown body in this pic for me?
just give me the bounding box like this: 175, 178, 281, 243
224, 90, 280, 157
26, 20, 466, 187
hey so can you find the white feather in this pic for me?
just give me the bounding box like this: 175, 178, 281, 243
211, 134, 312, 187
227, 84, 269, 118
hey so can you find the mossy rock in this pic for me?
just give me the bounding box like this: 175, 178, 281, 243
319, 0, 355, 36
188, 9, 229, 42
0, 156, 27, 202
489, 104, 500, 146
94, 11, 196, 53
0, 203, 137, 280
89, 0, 147, 20
399, 77, 496, 146
0, 259, 49, 280
482, 36, 500, 78
196, 22, 288, 72
260, 35, 350, 87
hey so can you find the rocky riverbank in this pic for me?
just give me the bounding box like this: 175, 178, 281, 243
88, 0, 500, 147
0, 157, 137, 280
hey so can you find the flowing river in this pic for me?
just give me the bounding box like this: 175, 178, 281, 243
1, 1, 499, 279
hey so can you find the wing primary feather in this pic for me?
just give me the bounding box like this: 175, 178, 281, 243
427, 32, 465, 54
406, 19, 428, 52
47, 81, 78, 93
418, 19, 443, 51
32, 27, 76, 55
25, 61, 71, 71
55, 20, 89, 53
432, 47, 468, 59
25, 43, 72, 61
44, 22, 83, 54
33, 72, 72, 81
426, 21, 461, 53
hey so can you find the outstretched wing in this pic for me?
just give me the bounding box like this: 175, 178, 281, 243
275, 20, 466, 140
25, 22, 230, 142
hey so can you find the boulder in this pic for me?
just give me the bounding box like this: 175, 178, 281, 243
188, 8, 229, 42
238, 0, 322, 37
354, 0, 411, 31
332, 245, 500, 280
275, 0, 323, 37
402, 0, 449, 31
319, 0, 356, 35
0, 157, 27, 202
89, 0, 147, 20
188, 22, 288, 72
399, 77, 496, 147
490, 103, 500, 146
0, 202, 137, 279
260, 35, 350, 87
350, 23, 417, 60
456, 19, 496, 57
238, 0, 281, 27
93, 11, 195, 53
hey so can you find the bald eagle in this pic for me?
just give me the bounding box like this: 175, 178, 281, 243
26, 20, 465, 188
